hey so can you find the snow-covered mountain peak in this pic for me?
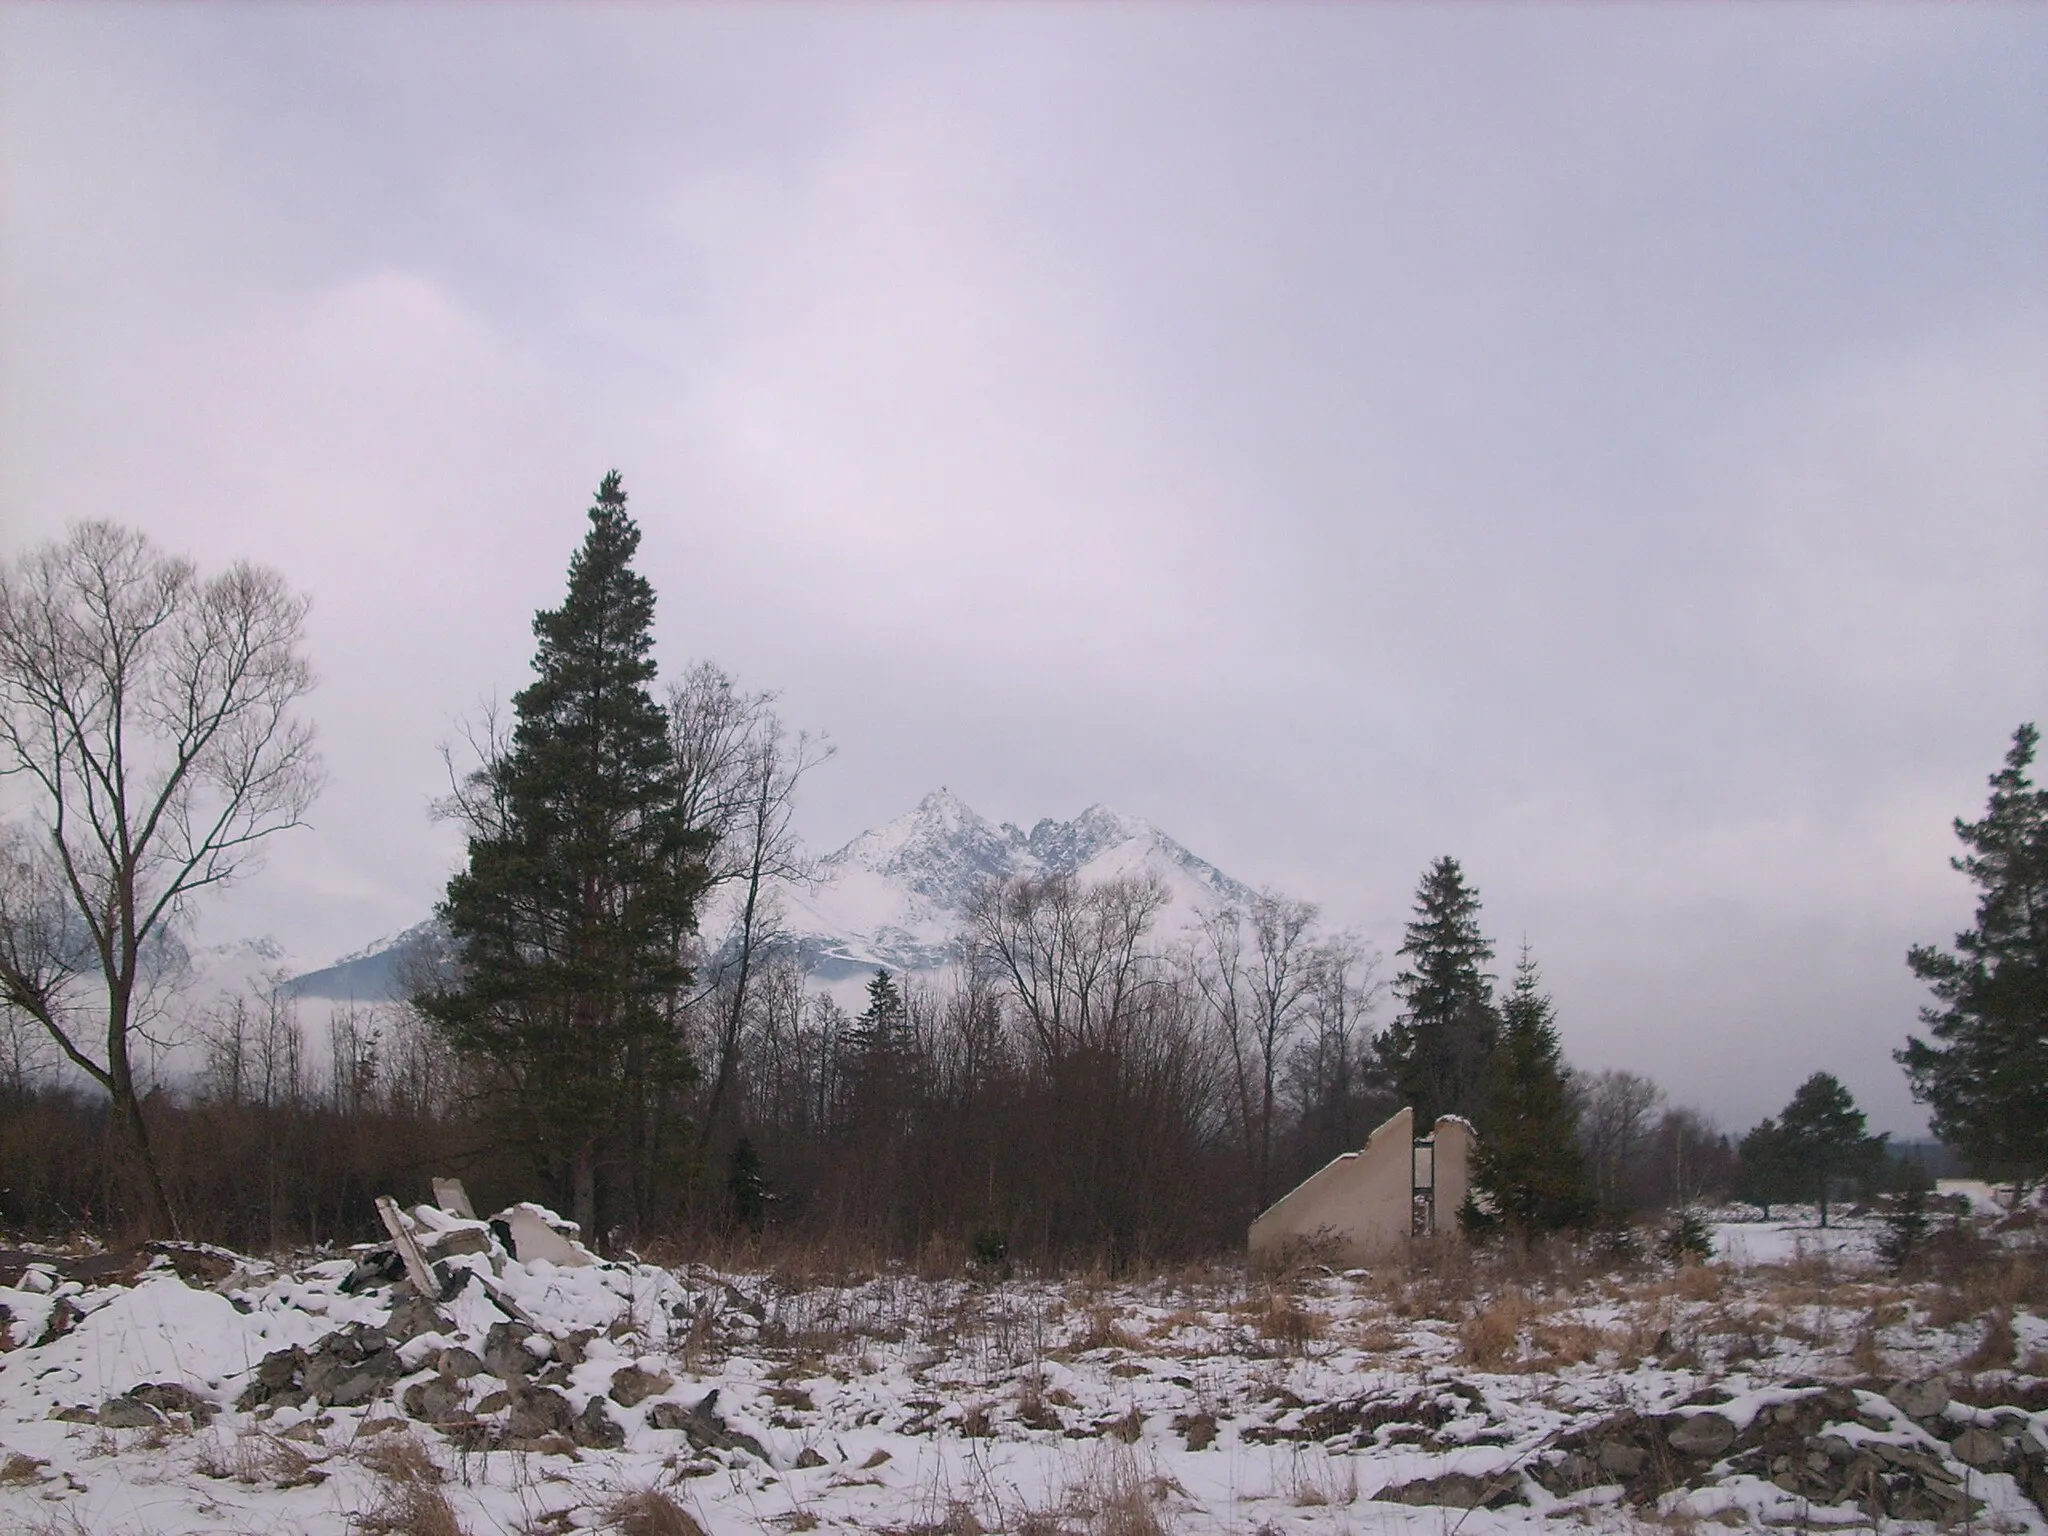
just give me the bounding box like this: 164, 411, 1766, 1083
282, 792, 1259, 997
1023, 803, 1154, 872
824, 787, 1016, 907
784, 791, 1256, 978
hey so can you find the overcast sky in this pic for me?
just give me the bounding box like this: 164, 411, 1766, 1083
3, 4, 2043, 1137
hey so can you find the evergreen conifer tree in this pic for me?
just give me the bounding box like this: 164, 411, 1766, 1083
422, 473, 702, 1241
842, 969, 909, 1116
1470, 946, 1592, 1233
1378, 857, 1497, 1124
1775, 1072, 1887, 1227
1898, 723, 2048, 1190
726, 1136, 770, 1233
1735, 1117, 1798, 1218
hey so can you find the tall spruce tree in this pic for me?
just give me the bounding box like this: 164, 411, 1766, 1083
422, 473, 702, 1242
1470, 946, 1591, 1233
1898, 723, 2048, 1190
1378, 856, 1497, 1124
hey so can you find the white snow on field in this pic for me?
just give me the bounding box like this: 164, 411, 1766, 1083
0, 1215, 2042, 1535
1709, 1216, 1881, 1267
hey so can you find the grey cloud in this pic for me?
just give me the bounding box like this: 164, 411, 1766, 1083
2, 3, 2042, 1136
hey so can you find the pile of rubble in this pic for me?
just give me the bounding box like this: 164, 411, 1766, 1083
1532, 1377, 2048, 1520
18, 1187, 775, 1467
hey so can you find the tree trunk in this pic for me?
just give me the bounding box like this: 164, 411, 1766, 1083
106, 998, 177, 1238
574, 1141, 598, 1247
116, 1082, 177, 1238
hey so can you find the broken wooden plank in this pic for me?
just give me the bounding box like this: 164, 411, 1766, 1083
374, 1195, 439, 1296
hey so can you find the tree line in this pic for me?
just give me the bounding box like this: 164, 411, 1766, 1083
1, 479, 2041, 1254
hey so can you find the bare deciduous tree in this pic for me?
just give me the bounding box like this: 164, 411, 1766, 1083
0, 523, 319, 1234
1286, 933, 1386, 1175
1191, 891, 1326, 1209
668, 663, 832, 1156
1576, 1067, 1666, 1216
965, 871, 1167, 1064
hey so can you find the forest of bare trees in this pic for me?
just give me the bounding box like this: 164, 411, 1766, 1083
0, 511, 1754, 1262
0, 856, 1743, 1260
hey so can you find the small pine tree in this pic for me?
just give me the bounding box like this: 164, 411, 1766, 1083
1378, 857, 1497, 1124
1876, 1184, 1930, 1275
1736, 1117, 1798, 1218
1658, 1208, 1714, 1267
1899, 723, 2048, 1192
1470, 946, 1592, 1234
726, 1136, 770, 1233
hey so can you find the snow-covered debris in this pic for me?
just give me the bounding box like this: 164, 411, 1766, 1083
0, 1216, 2042, 1535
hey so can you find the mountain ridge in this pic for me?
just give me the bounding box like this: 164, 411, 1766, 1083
285, 792, 1255, 997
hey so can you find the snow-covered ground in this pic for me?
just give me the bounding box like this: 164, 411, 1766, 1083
1, 1215, 2043, 1535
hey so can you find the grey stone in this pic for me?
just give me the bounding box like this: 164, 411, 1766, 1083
504, 1385, 577, 1443
300, 1353, 348, 1403
385, 1296, 445, 1341
404, 1378, 467, 1425
1815, 1433, 1857, 1464
795, 1447, 827, 1468
483, 1322, 535, 1380
324, 1371, 381, 1409
1598, 1440, 1647, 1478
646, 1400, 692, 1432
574, 1397, 624, 1450
1889, 1378, 1950, 1420
98, 1397, 166, 1429
1375, 1471, 1522, 1510
609, 1365, 674, 1408
129, 1382, 216, 1423
1667, 1412, 1737, 1458
437, 1347, 485, 1380
426, 1227, 492, 1259
1951, 1427, 2007, 1469
256, 1348, 305, 1390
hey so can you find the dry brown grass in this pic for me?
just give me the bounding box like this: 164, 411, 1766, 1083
1350, 1320, 1405, 1353
1530, 1320, 1607, 1367
1251, 1290, 1327, 1353
1674, 1263, 1724, 1302
0, 1450, 47, 1484
357, 1430, 444, 1485
359, 1483, 469, 1536
1961, 1307, 2016, 1371
1060, 1447, 1173, 1536
1459, 1290, 1532, 1369
1143, 1308, 1205, 1341
1282, 1449, 1360, 1508
1070, 1306, 1143, 1355
196, 1430, 323, 1488
609, 1488, 709, 1536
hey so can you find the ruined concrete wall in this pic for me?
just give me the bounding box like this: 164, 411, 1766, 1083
1248, 1107, 1416, 1266
1247, 1108, 1475, 1266
1431, 1115, 1473, 1228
